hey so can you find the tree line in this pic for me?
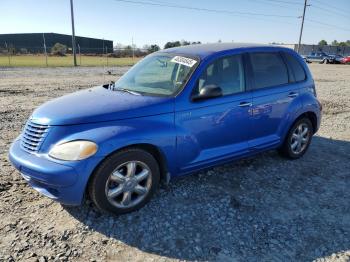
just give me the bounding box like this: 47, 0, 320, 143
111, 40, 201, 58
318, 40, 350, 47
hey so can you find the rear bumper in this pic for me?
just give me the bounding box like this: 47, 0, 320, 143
8, 139, 88, 205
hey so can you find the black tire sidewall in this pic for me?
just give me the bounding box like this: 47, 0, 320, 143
89, 149, 160, 215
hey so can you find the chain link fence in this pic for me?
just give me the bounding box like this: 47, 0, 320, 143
0, 45, 157, 67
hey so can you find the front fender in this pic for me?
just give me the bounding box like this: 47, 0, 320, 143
41, 113, 177, 176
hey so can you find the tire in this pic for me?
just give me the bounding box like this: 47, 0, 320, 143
88, 148, 160, 215
324, 59, 329, 64
278, 117, 313, 159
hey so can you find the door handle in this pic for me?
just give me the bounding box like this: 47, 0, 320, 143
238, 101, 252, 107
288, 92, 298, 98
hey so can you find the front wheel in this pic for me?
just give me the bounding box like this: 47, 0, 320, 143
278, 118, 313, 159
88, 148, 160, 214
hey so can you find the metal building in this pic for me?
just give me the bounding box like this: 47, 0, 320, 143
0, 33, 113, 54
275, 43, 350, 56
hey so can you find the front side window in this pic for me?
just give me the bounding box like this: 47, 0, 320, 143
114, 53, 199, 96
194, 54, 245, 96
250, 52, 288, 89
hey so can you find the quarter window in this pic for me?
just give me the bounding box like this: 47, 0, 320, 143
195, 55, 245, 96
250, 52, 289, 89
283, 52, 306, 82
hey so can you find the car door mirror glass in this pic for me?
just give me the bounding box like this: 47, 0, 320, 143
192, 84, 223, 101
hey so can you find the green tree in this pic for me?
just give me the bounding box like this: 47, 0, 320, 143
51, 43, 67, 56
318, 40, 328, 46
148, 44, 160, 53
164, 41, 181, 49
331, 40, 339, 46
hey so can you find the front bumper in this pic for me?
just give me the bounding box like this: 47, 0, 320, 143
9, 139, 88, 205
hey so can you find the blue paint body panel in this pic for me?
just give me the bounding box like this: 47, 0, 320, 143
9, 43, 321, 205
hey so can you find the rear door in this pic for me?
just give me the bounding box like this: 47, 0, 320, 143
247, 51, 301, 150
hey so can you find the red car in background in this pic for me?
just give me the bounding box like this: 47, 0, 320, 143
341, 56, 350, 64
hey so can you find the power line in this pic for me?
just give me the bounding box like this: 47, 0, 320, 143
251, 0, 349, 21
251, 0, 302, 6
248, 0, 301, 10
311, 0, 349, 16
251, 0, 349, 20
310, 3, 350, 19
113, 0, 298, 18
306, 18, 350, 32
114, 0, 350, 34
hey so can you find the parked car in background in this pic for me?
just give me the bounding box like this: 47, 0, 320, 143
302, 56, 311, 63
9, 43, 322, 215
328, 54, 344, 64
304, 52, 334, 64
341, 56, 350, 64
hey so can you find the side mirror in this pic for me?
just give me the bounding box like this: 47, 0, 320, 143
192, 84, 223, 101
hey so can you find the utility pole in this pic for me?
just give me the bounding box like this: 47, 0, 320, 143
77, 44, 81, 65
132, 37, 135, 61
70, 0, 77, 66
106, 46, 108, 67
42, 33, 48, 67
297, 0, 308, 54
5, 42, 10, 66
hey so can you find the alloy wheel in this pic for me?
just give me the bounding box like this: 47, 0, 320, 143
290, 123, 310, 154
105, 161, 152, 209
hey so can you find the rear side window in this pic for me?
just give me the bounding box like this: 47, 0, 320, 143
250, 52, 288, 89
283, 52, 306, 82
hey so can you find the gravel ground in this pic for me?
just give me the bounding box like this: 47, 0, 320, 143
0, 64, 349, 262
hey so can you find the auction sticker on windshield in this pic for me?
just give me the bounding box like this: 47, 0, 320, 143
170, 56, 197, 67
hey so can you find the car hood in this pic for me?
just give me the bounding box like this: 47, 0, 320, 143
31, 86, 174, 125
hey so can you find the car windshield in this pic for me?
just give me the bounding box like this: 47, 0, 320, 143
114, 53, 199, 96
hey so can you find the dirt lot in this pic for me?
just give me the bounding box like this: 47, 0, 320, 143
0, 64, 349, 262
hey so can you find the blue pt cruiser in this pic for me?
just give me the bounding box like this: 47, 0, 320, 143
9, 43, 322, 214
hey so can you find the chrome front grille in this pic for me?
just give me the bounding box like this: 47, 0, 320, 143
21, 121, 50, 153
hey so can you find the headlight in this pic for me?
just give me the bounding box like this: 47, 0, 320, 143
49, 140, 98, 161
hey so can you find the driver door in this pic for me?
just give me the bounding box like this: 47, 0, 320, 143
175, 54, 253, 174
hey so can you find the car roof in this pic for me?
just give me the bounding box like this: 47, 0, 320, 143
158, 43, 290, 59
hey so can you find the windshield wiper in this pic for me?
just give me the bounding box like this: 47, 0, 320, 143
107, 81, 142, 96
117, 88, 142, 96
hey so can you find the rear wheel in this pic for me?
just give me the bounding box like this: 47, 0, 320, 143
88, 148, 160, 214
278, 118, 313, 159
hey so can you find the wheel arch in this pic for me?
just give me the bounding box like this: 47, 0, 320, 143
280, 110, 318, 146
125, 143, 170, 184
86, 143, 170, 196
301, 111, 318, 133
